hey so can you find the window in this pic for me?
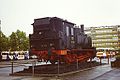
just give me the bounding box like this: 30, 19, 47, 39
71, 37, 74, 40
66, 26, 69, 36
71, 28, 74, 35
63, 22, 64, 25
71, 41, 75, 44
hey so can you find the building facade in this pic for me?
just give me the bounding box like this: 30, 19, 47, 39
85, 25, 120, 51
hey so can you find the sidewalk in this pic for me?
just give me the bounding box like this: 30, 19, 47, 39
0, 64, 114, 80
0, 60, 119, 80
92, 68, 120, 80
0, 61, 24, 68
0, 59, 37, 68
62, 64, 113, 80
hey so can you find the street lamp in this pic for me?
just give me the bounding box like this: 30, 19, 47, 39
0, 20, 2, 61
0, 20, 1, 37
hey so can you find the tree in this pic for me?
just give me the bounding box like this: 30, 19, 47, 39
9, 32, 18, 51
0, 30, 29, 51
0, 31, 9, 51
15, 30, 29, 51
9, 30, 29, 51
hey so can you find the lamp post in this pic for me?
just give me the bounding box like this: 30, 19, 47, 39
0, 20, 1, 48
0, 20, 1, 38
0, 20, 1, 37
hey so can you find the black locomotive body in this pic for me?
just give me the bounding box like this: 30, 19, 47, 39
30, 17, 92, 50
29, 17, 95, 64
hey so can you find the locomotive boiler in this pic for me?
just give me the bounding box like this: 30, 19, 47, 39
29, 17, 96, 64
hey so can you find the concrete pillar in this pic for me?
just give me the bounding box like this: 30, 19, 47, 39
57, 59, 60, 76
76, 59, 78, 70
108, 56, 109, 64
100, 57, 102, 64
32, 61, 35, 76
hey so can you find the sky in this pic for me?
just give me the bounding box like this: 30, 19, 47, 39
0, 0, 120, 36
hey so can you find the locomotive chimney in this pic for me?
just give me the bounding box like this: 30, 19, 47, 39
81, 24, 84, 33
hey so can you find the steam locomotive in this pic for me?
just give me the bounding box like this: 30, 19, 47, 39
29, 17, 96, 64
